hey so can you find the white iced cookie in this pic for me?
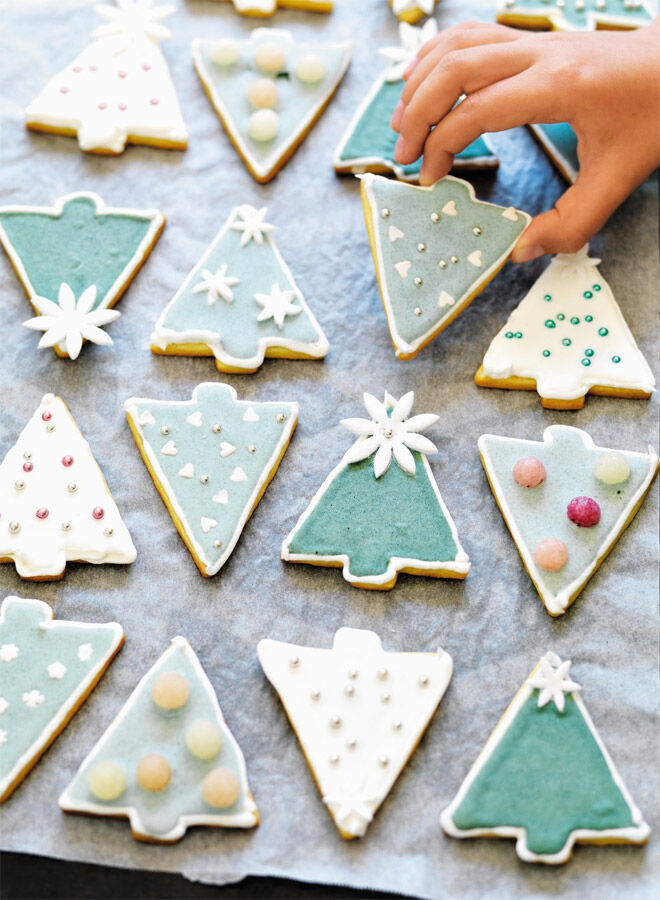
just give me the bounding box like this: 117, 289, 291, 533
389, 0, 438, 24
496, 0, 654, 33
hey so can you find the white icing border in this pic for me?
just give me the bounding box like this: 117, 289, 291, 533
440, 654, 651, 864
150, 204, 330, 370
496, 0, 655, 32
478, 424, 659, 615
0, 596, 123, 802
528, 124, 578, 184
359, 173, 531, 359
59, 636, 258, 838
192, 30, 352, 182
0, 192, 164, 357
282, 426, 470, 587
125, 383, 298, 577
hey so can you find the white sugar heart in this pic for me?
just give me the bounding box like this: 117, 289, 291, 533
139, 410, 155, 426
230, 466, 248, 482
243, 407, 259, 422
438, 291, 455, 308
501, 206, 519, 222
186, 411, 203, 427
201, 516, 218, 534
220, 442, 236, 458
213, 489, 229, 505
442, 200, 458, 216
468, 250, 483, 268
161, 440, 177, 456
178, 462, 194, 478
394, 260, 411, 279
388, 225, 404, 242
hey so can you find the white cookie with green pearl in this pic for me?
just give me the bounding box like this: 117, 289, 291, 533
497, 0, 654, 32
192, 29, 352, 183
0, 393, 136, 580
258, 627, 453, 839
0, 596, 123, 803
59, 636, 258, 842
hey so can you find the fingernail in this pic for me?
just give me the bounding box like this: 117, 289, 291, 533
402, 59, 418, 80
390, 101, 404, 131
394, 136, 408, 162
513, 243, 544, 263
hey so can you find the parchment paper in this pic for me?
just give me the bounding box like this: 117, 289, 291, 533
0, 2, 658, 898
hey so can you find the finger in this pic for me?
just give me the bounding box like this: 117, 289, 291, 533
394, 48, 533, 165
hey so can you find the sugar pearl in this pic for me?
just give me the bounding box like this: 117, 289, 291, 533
137, 754, 171, 792
246, 78, 279, 110
211, 38, 240, 68
594, 451, 630, 485
567, 496, 601, 528
512, 456, 546, 488
295, 54, 326, 84
185, 719, 222, 760
202, 768, 240, 808
152, 671, 190, 710
248, 109, 279, 142
533, 538, 568, 572
254, 41, 286, 74
87, 761, 126, 801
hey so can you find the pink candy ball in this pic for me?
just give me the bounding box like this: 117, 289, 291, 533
512, 456, 546, 488
567, 496, 601, 528
533, 538, 568, 572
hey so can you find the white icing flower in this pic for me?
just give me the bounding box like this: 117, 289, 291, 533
22, 690, 45, 709
526, 653, 581, 713
323, 782, 380, 833
0, 729, 7, 746
24, 283, 120, 360
341, 392, 438, 478
93, 0, 175, 44
192, 265, 240, 305
78, 643, 94, 662
48, 661, 67, 680
552, 244, 602, 280
379, 19, 438, 82
392, 0, 435, 15
230, 205, 276, 247
254, 283, 301, 329
0, 644, 19, 663
0, 698, 8, 715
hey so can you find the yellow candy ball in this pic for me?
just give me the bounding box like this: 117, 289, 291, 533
202, 767, 240, 808
137, 754, 171, 792
185, 719, 222, 760
594, 451, 631, 485
254, 41, 286, 74
246, 78, 279, 110
152, 671, 189, 710
211, 38, 240, 68
87, 761, 126, 801
295, 54, 326, 85
248, 109, 279, 143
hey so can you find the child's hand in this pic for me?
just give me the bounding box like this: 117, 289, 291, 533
390, 19, 660, 262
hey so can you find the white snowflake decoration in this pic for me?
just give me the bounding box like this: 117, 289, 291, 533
22, 690, 45, 709
254, 283, 301, 329
230, 205, 276, 247
341, 391, 438, 478
93, 0, 175, 44
552, 244, 602, 280
0, 729, 7, 747
0, 644, 19, 663
78, 643, 94, 662
0, 698, 8, 715
380, 19, 438, 82
48, 661, 68, 680
526, 652, 581, 713
23, 283, 121, 360
192, 265, 240, 305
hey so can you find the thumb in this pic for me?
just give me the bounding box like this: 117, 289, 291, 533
511, 155, 636, 263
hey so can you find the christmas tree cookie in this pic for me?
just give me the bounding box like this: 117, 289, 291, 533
151, 204, 329, 374
59, 636, 258, 842
478, 424, 659, 616
441, 652, 651, 864
25, 0, 187, 155
335, 21, 498, 182
0, 192, 164, 360
193, 29, 352, 183
0, 394, 136, 581
360, 173, 530, 360
476, 246, 656, 409
125, 383, 298, 577
529, 123, 579, 184
217, 0, 332, 15
496, 0, 654, 31
258, 627, 453, 838
0, 596, 123, 803
388, 0, 439, 24
282, 391, 470, 590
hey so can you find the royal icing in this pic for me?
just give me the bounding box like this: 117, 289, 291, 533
0, 192, 164, 359
59, 636, 258, 842
151, 204, 329, 373
389, 0, 438, 23
360, 174, 530, 359
441, 652, 650, 864
529, 123, 579, 184
192, 29, 352, 183
0, 596, 123, 803
220, 0, 331, 13
335, 22, 498, 182
258, 627, 453, 838
124, 383, 298, 577
497, 0, 654, 31
478, 424, 659, 615
0, 394, 136, 580
479, 246, 656, 405
24, 0, 187, 154
282, 391, 470, 588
